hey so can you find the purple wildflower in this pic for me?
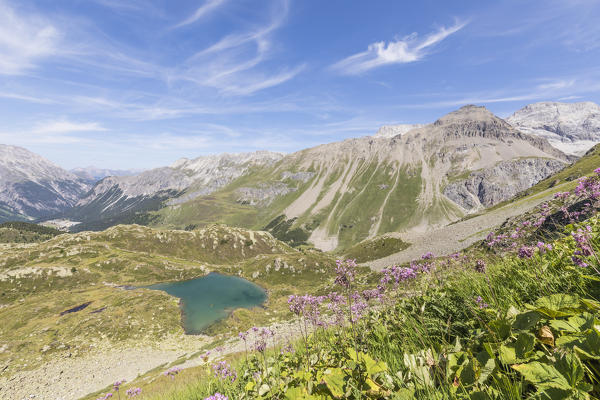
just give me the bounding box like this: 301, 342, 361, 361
164, 367, 182, 379
113, 380, 125, 391
211, 360, 237, 382
334, 259, 357, 289
475, 296, 489, 309
475, 260, 486, 273
204, 393, 228, 400
518, 246, 534, 259
126, 388, 142, 398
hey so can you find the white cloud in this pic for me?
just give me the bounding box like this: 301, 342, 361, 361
32, 119, 106, 134
173, 0, 228, 29
332, 21, 467, 75
174, 0, 301, 96
0, 1, 62, 75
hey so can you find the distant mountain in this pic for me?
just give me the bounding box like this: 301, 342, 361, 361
373, 124, 425, 138
154, 105, 569, 251
507, 101, 600, 155
64, 151, 284, 231
0, 145, 90, 222
70, 166, 140, 182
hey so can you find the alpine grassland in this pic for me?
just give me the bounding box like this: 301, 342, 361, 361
86, 171, 600, 399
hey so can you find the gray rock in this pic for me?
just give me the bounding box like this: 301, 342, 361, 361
444, 158, 566, 211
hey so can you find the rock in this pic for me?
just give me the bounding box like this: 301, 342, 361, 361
507, 101, 600, 155
444, 158, 565, 211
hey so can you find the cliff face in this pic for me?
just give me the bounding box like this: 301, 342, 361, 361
443, 158, 565, 210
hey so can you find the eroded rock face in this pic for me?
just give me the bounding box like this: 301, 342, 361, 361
236, 183, 295, 206
443, 158, 566, 211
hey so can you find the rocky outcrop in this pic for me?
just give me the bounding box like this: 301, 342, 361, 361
281, 171, 315, 183
236, 183, 295, 206
507, 101, 600, 155
443, 158, 566, 211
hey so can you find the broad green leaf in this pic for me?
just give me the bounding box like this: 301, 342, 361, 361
513, 310, 542, 331
459, 359, 478, 386
393, 388, 416, 399
489, 319, 511, 340
475, 350, 496, 384
362, 353, 388, 375
555, 352, 585, 389
506, 305, 520, 319
499, 344, 517, 365
258, 384, 271, 396
322, 368, 346, 398
512, 362, 571, 390
284, 386, 318, 400
530, 294, 581, 318
515, 332, 536, 359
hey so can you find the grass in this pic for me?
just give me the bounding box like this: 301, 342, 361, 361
343, 235, 411, 263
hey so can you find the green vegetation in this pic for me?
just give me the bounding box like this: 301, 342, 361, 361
343, 235, 411, 263
0, 221, 62, 243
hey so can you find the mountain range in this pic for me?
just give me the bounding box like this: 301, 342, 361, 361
1, 101, 599, 251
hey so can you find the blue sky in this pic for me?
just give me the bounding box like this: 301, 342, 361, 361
1, 0, 600, 169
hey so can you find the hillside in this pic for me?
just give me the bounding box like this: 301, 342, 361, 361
62, 151, 284, 232
0, 221, 63, 243
0, 223, 336, 398
155, 105, 569, 251
0, 145, 90, 222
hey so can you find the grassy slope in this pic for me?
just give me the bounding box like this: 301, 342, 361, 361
153, 160, 437, 252
0, 221, 62, 243
0, 224, 335, 376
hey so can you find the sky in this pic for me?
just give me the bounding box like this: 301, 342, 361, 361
1, 0, 600, 169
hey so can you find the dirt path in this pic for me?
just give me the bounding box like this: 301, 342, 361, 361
368, 188, 556, 270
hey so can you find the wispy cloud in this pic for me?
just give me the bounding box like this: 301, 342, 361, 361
0, 0, 62, 75
32, 119, 106, 134
332, 20, 467, 75
173, 0, 302, 96
173, 0, 228, 29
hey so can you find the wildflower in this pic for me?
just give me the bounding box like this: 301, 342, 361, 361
572, 256, 589, 268
204, 393, 228, 400
421, 252, 434, 260
518, 246, 534, 258
113, 380, 125, 391
97, 393, 113, 400
211, 360, 237, 383
536, 241, 552, 254
474, 259, 486, 273
163, 367, 182, 379
572, 228, 593, 256
475, 296, 489, 309
126, 388, 142, 398
334, 259, 356, 289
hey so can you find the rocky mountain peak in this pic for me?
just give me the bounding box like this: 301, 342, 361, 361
507, 101, 600, 155
434, 105, 503, 126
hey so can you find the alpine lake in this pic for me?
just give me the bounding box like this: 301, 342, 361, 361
147, 273, 267, 334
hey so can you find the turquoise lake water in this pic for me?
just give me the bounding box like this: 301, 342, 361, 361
147, 273, 267, 334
